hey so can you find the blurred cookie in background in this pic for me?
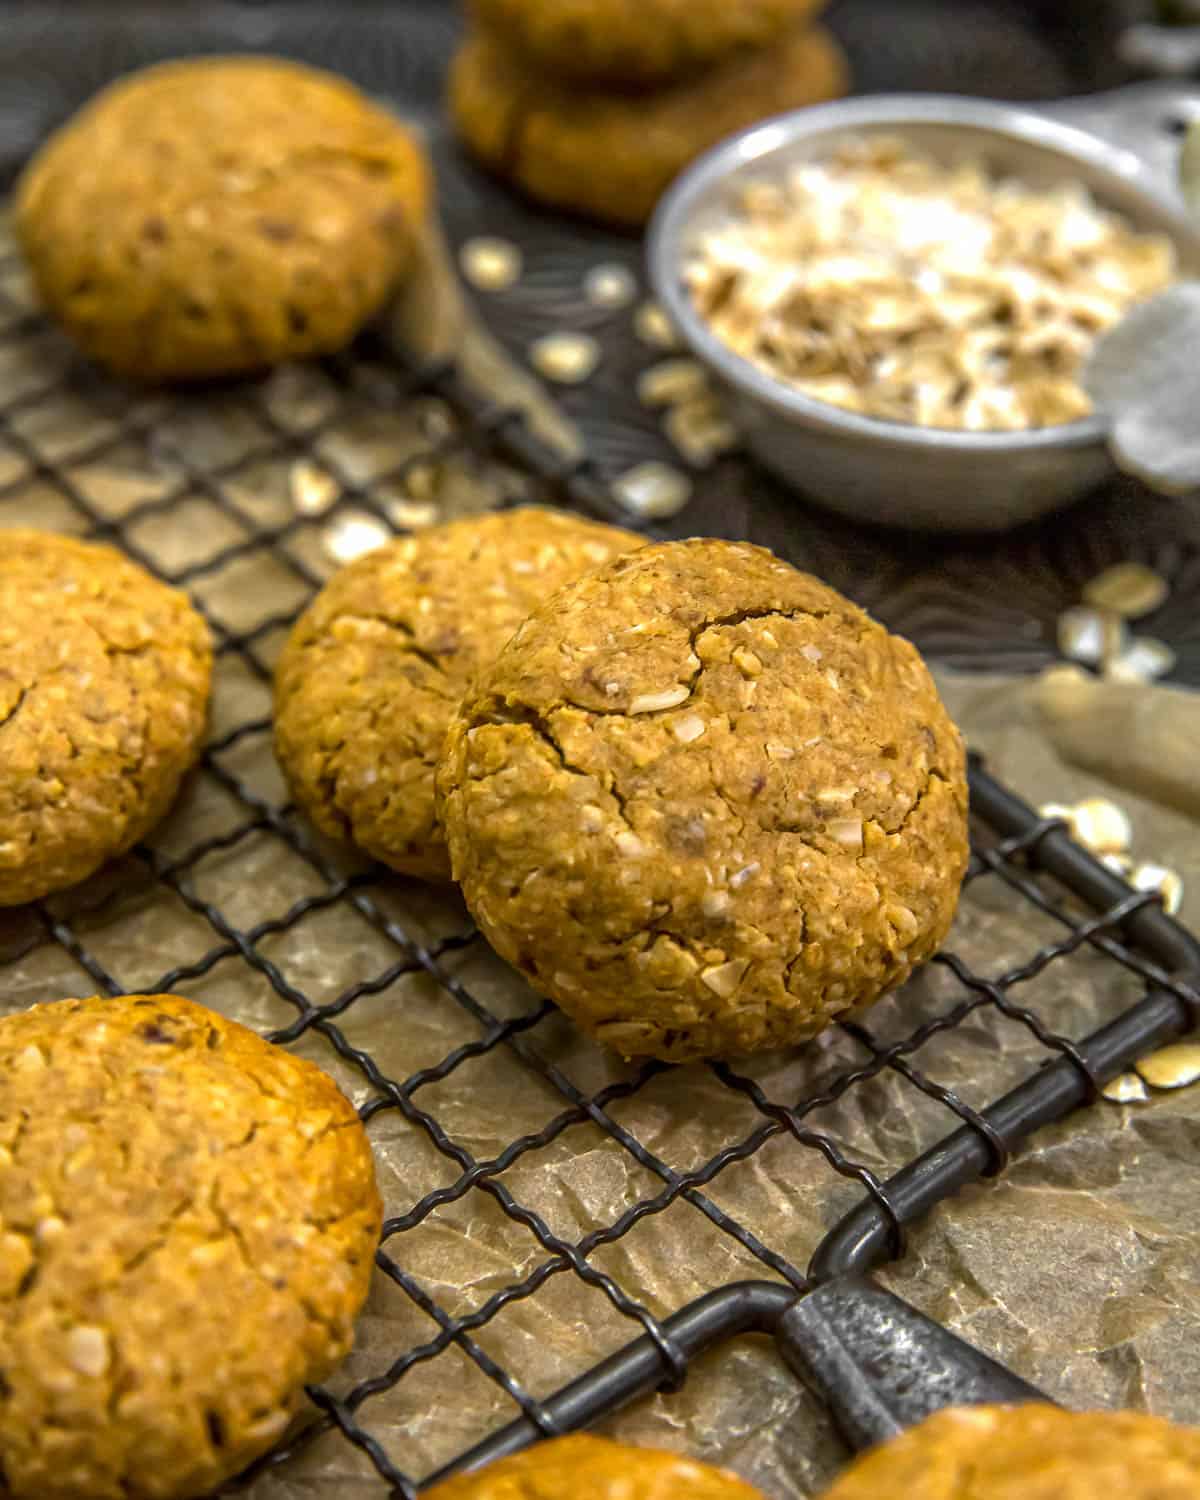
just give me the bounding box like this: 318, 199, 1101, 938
450, 22, 848, 227
15, 57, 432, 381
468, 0, 827, 88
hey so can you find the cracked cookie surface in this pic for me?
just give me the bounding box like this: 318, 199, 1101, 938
439, 538, 968, 1062
274, 508, 642, 881
0, 530, 212, 907
468, 0, 826, 88
817, 1405, 1200, 1498
426, 1433, 765, 1500
0, 993, 381, 1500
449, 23, 848, 227
16, 57, 430, 380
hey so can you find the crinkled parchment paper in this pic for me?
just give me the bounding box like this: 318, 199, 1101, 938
1, 205, 1199, 1500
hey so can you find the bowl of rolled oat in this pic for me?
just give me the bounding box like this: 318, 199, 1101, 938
648, 86, 1200, 531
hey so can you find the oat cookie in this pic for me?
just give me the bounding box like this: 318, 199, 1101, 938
469, 0, 827, 87
0, 530, 212, 907
15, 57, 431, 380
817, 1405, 1200, 1499
439, 538, 968, 1062
449, 24, 849, 227
274, 508, 641, 881
0, 994, 381, 1500
426, 1434, 765, 1500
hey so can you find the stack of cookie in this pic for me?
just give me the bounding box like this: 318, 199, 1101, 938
450, 0, 850, 228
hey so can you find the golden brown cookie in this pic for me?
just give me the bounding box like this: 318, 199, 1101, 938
274, 507, 642, 881
426, 1434, 765, 1500
816, 1405, 1200, 1499
469, 0, 827, 88
449, 23, 849, 227
0, 530, 212, 907
439, 538, 968, 1062
0, 993, 381, 1500
15, 57, 431, 381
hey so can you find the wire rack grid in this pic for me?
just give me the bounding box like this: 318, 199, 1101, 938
1, 223, 1199, 1500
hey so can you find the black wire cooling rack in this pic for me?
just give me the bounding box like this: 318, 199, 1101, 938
2, 228, 1200, 1500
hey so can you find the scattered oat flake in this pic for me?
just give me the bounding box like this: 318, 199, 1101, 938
1104, 635, 1176, 684
290, 458, 338, 516
615, 831, 645, 857
1136, 1042, 1200, 1090
829, 817, 863, 850
1101, 1071, 1150, 1104
585, 263, 637, 308
1081, 562, 1169, 619
529, 332, 600, 385
1056, 605, 1126, 669
1130, 862, 1184, 916
386, 497, 440, 530
637, 359, 710, 408
634, 300, 680, 350
1071, 797, 1132, 856
611, 460, 692, 519
323, 512, 391, 565
664, 402, 739, 469
730, 863, 760, 889
460, 236, 523, 291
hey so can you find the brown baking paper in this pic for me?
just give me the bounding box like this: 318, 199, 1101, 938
1, 208, 1200, 1500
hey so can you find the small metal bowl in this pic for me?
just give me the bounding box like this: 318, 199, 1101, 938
647, 85, 1200, 532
